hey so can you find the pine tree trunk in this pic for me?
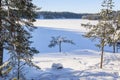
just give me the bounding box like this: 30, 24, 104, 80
17, 53, 20, 80
100, 46, 104, 69
0, 44, 3, 76
0, 0, 3, 76
113, 43, 116, 53
117, 47, 118, 53
59, 42, 62, 52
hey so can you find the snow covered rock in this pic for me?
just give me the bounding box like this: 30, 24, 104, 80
52, 63, 63, 70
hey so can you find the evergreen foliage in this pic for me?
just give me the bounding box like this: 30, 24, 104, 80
107, 11, 120, 53
82, 0, 114, 69
0, 0, 39, 79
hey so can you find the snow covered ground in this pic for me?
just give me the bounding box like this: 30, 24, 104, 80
27, 50, 120, 80
5, 19, 120, 80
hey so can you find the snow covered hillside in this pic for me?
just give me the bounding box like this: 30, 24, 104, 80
25, 19, 120, 80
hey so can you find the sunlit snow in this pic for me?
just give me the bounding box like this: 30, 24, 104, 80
4, 19, 120, 80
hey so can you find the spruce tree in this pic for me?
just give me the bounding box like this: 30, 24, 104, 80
0, 0, 39, 77
107, 12, 120, 53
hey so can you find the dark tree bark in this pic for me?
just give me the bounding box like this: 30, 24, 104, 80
0, 0, 4, 76
113, 43, 116, 53
17, 53, 20, 80
100, 46, 104, 69
59, 42, 62, 52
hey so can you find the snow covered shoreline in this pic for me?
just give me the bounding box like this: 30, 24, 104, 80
33, 19, 98, 33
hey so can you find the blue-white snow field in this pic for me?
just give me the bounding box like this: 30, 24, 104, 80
31, 27, 113, 53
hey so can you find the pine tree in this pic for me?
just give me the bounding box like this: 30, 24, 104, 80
48, 36, 75, 52
0, 0, 39, 77
82, 0, 114, 69
107, 12, 120, 53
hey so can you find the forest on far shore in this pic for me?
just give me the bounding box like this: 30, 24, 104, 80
36, 11, 120, 20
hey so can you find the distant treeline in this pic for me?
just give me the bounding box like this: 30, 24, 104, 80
36, 11, 119, 20
36, 11, 92, 19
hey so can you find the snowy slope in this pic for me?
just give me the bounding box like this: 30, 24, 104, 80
25, 50, 120, 80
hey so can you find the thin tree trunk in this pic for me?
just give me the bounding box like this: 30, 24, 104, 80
113, 43, 116, 53
100, 38, 105, 69
59, 42, 61, 52
100, 46, 104, 69
0, 0, 3, 76
117, 47, 118, 53
17, 53, 20, 80
0, 44, 3, 76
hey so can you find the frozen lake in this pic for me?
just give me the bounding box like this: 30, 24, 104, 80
31, 27, 112, 53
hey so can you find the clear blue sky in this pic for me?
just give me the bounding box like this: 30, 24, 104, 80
33, 0, 120, 13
